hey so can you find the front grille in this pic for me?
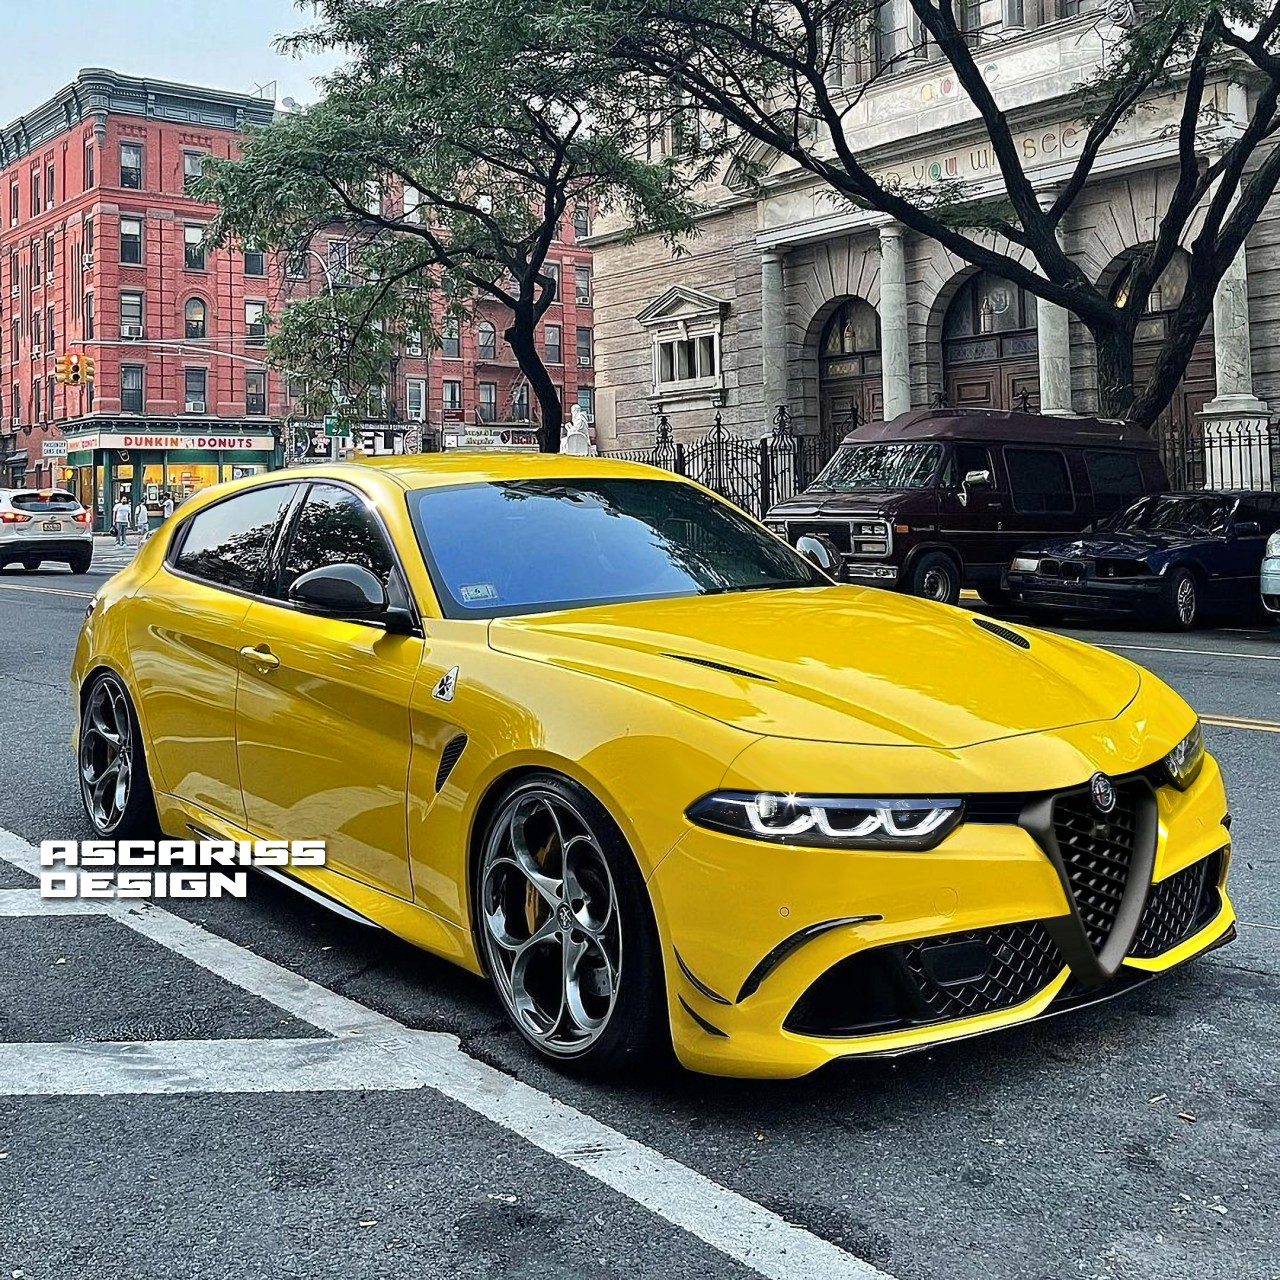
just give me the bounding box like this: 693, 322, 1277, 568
784, 920, 1064, 1037
1037, 558, 1089, 580
1052, 784, 1142, 951
786, 521, 852, 553
1130, 849, 1223, 958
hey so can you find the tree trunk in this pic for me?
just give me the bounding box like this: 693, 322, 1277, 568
506, 316, 562, 453
1092, 326, 1136, 420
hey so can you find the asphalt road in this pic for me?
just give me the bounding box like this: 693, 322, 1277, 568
0, 546, 1276, 1280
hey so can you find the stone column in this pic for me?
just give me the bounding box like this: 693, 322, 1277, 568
760, 250, 788, 417
1036, 295, 1073, 414
877, 223, 911, 419
1204, 241, 1267, 416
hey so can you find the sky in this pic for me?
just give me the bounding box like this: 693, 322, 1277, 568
0, 0, 341, 123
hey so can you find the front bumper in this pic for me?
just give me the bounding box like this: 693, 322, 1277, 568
1008, 570, 1160, 616
650, 751, 1232, 1078
1262, 556, 1280, 613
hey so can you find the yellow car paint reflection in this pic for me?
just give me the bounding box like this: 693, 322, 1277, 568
71, 455, 1234, 1078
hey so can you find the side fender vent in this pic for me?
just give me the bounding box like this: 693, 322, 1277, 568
665, 653, 773, 681
973, 617, 1031, 650
435, 733, 468, 793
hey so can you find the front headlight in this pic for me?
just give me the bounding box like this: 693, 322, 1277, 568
764, 520, 788, 536
686, 792, 963, 850
1010, 555, 1040, 573
1162, 720, 1205, 789
1267, 529, 1280, 557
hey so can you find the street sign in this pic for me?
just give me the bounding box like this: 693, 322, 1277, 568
42, 440, 69, 458
324, 416, 351, 438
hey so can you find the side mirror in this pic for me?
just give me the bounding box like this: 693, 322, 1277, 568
289, 563, 388, 617
795, 534, 842, 578
1233, 521, 1262, 538
963, 469, 993, 489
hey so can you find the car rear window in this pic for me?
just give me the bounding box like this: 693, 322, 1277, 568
11, 490, 80, 514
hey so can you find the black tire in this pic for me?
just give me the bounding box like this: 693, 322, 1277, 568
475, 772, 666, 1077
976, 584, 1010, 607
907, 551, 962, 606
19, 560, 39, 571
69, 549, 92, 575
77, 670, 160, 838
1160, 567, 1199, 631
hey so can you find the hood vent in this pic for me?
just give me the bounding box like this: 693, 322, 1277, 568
973, 618, 1031, 650
664, 653, 773, 681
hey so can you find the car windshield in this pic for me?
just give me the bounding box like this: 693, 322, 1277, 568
407, 477, 827, 618
1105, 494, 1234, 536
811, 442, 943, 491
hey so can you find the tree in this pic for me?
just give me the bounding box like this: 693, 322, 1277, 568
203, 0, 703, 451
571, 0, 1280, 426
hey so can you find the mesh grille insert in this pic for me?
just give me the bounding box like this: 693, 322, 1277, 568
1130, 849, 1223, 958
1052, 784, 1142, 951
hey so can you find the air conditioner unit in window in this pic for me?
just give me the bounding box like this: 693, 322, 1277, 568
576, 294, 591, 305
407, 344, 423, 357
577, 355, 592, 366
31, 345, 41, 357
83, 253, 94, 269
185, 400, 206, 414
9, 285, 18, 298
121, 325, 144, 339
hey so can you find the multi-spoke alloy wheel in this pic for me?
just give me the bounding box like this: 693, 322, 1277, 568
78, 672, 156, 837
477, 776, 662, 1072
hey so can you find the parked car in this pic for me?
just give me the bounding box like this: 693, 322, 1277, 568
1264, 528, 1280, 616
1007, 491, 1280, 629
73, 455, 1232, 1078
0, 488, 93, 573
765, 408, 1168, 606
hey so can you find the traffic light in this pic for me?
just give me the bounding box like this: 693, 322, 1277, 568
83, 356, 96, 384
68, 355, 83, 386
55, 354, 71, 384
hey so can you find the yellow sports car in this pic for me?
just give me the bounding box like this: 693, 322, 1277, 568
71, 456, 1234, 1078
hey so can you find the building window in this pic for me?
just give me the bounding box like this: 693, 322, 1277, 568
285, 247, 310, 280
30, 170, 41, 217
638, 288, 727, 397
11, 383, 19, 423
31, 240, 41, 281
576, 326, 592, 364
184, 368, 208, 411
245, 301, 267, 344
10, 318, 18, 363
45, 233, 55, 278
183, 151, 205, 196
120, 143, 143, 190
477, 321, 497, 360
403, 185, 423, 223
441, 321, 460, 359
84, 139, 95, 190
245, 371, 267, 416
120, 217, 143, 265
32, 311, 42, 351
185, 297, 207, 339
84, 217, 94, 260
478, 381, 498, 422
327, 239, 350, 285
47, 374, 56, 420
575, 265, 592, 304
543, 262, 560, 298
406, 377, 426, 421
184, 225, 206, 271
657, 334, 718, 386
243, 245, 266, 277
576, 386, 595, 417
46, 306, 54, 350
442, 379, 462, 413
45, 164, 55, 208
84, 293, 95, 339
33, 379, 41, 422
8, 184, 17, 226
119, 290, 144, 335
573, 207, 590, 239
121, 364, 144, 414
544, 324, 562, 364
512, 384, 529, 421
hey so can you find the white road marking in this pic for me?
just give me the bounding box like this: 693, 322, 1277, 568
1100, 642, 1280, 662
0, 582, 95, 600
0, 828, 895, 1280
0, 888, 108, 916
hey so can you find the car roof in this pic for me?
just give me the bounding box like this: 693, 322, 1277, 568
844, 408, 1160, 450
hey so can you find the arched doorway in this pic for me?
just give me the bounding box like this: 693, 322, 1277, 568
942, 272, 1040, 410
819, 297, 883, 436
1108, 248, 1213, 431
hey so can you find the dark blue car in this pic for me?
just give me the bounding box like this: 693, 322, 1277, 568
1007, 491, 1280, 630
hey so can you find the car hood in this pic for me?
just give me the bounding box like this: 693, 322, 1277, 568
1022, 530, 1206, 558
767, 489, 908, 519
487, 587, 1141, 748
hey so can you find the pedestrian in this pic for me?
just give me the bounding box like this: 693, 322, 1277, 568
134, 497, 150, 542
161, 492, 174, 520
111, 495, 131, 547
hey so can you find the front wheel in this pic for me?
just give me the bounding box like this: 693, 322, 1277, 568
476, 774, 665, 1075
1161, 568, 1199, 631
907, 551, 962, 606
78, 670, 159, 837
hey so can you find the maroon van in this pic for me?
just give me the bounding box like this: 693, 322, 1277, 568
764, 408, 1169, 605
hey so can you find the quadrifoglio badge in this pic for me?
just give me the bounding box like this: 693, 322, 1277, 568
39, 840, 326, 899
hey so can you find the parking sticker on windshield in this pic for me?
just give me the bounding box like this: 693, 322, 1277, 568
460, 583, 499, 603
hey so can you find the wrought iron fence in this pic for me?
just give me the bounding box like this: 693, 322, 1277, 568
1156, 419, 1278, 492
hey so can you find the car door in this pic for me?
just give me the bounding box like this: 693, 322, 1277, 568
127, 482, 298, 826
936, 441, 1006, 583
1216, 496, 1277, 612
234, 480, 427, 901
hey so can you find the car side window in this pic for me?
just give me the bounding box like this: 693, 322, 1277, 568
1235, 497, 1280, 535
1084, 450, 1144, 515
171, 485, 295, 593
1005, 447, 1075, 515
943, 443, 994, 488
277, 483, 403, 603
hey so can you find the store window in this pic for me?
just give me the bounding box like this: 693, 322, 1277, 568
185, 297, 207, 339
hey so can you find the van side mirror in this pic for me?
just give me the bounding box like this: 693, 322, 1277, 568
963, 469, 993, 489
1233, 520, 1262, 538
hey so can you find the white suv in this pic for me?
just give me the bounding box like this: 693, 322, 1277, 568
0, 488, 94, 573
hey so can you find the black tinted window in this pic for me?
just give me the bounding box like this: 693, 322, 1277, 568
1234, 498, 1280, 535
1085, 450, 1144, 514
409, 478, 825, 618
173, 485, 294, 591
12, 490, 80, 513
1005, 448, 1075, 514
279, 484, 395, 595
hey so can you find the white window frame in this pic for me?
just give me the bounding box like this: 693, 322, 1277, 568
406, 377, 427, 421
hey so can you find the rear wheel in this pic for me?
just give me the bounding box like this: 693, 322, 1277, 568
1161, 568, 1199, 631
908, 552, 962, 606
976, 584, 1010, 607
476, 774, 664, 1076
68, 549, 92, 574
78, 670, 159, 838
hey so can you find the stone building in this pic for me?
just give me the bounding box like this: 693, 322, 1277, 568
590, 4, 1274, 461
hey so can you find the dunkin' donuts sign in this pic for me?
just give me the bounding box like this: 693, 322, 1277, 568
65, 432, 276, 452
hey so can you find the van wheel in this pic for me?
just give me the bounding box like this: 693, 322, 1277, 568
908, 552, 961, 606
1161, 568, 1199, 631
976, 585, 1010, 607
